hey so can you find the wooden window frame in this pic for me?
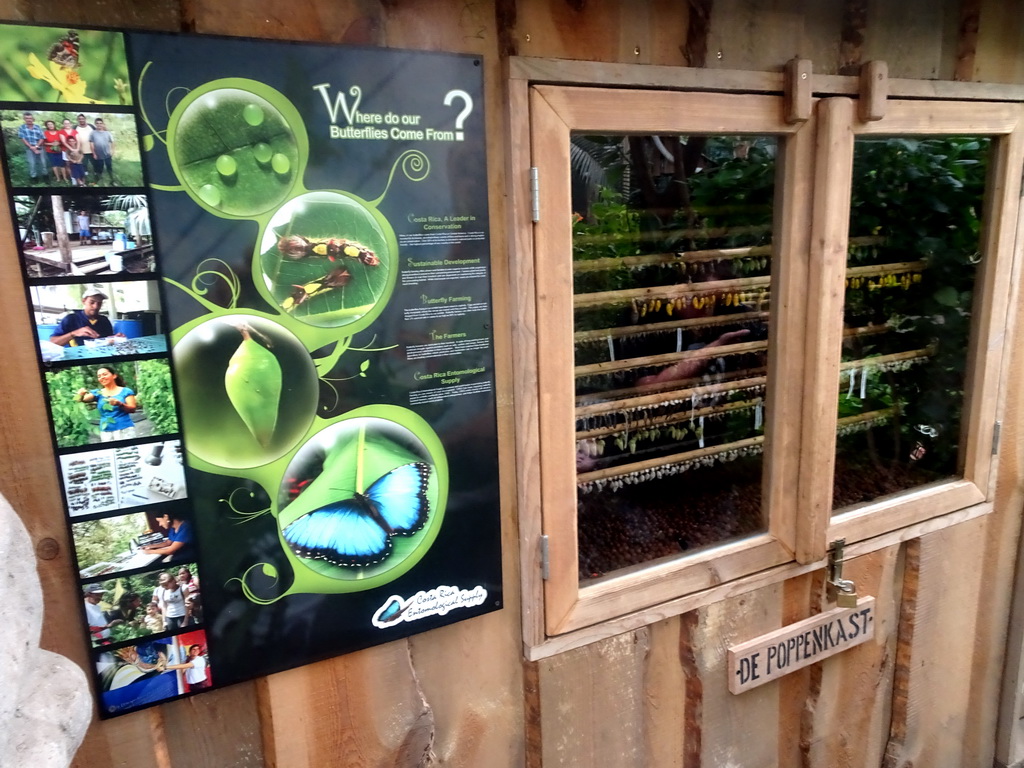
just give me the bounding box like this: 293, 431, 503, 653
508, 59, 1024, 659
529, 86, 814, 637
808, 99, 1024, 553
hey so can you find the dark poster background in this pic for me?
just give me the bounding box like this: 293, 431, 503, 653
128, 33, 501, 686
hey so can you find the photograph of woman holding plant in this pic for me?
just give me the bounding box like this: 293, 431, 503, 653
46, 358, 179, 448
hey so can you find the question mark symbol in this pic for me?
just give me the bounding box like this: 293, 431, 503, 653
443, 89, 473, 141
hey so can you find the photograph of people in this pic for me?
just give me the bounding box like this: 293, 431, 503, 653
89, 117, 115, 184
83, 584, 116, 644
141, 510, 195, 563
49, 284, 122, 347
80, 564, 202, 645
74, 512, 192, 577
16, 112, 45, 183
151, 571, 188, 631
75, 113, 94, 179
164, 644, 210, 691
96, 629, 210, 714
1, 110, 143, 187
18, 197, 156, 279
47, 358, 176, 448
42, 118, 67, 184
75, 366, 137, 442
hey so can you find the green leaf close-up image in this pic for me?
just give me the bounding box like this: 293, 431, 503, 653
169, 86, 300, 217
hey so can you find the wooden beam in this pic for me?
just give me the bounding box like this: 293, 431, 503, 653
785, 58, 813, 124
859, 60, 888, 121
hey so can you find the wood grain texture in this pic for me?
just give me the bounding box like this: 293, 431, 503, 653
802, 547, 901, 767
798, 96, 854, 560
0, 0, 179, 29
538, 630, 650, 768
697, 585, 784, 766
984, 185, 1024, 767
971, 0, 1024, 84
706, 0, 844, 76
861, 0, 959, 80
514, 0, 688, 66
883, 522, 989, 767
162, 683, 265, 767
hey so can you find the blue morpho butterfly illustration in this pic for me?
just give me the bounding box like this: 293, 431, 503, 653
376, 596, 412, 624
282, 462, 431, 567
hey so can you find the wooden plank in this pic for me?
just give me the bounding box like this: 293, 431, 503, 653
162, 683, 264, 767
512, 1, 622, 65
881, 523, 989, 766
697, 585, 783, 766
537, 86, 802, 134
830, 480, 987, 543
527, 501, 990, 660
763, 112, 816, 558
508, 76, 546, 652
801, 547, 901, 766
993, 176, 1024, 767
858, 60, 888, 121
0, 0, 178, 29
954, 0, 982, 81
797, 97, 854, 562
704, 0, 840, 76
405, 613, 525, 766
861, 0, 958, 80
538, 630, 650, 767
511, 55, 1024, 101
511, 0, 689, 67
257, 642, 435, 767
529, 86, 581, 636
181, 1, 376, 44
566, 536, 792, 635
838, 0, 868, 75
641, 616, 688, 767
510, 56, 785, 92
785, 58, 813, 123
971, 0, 1024, 84
854, 98, 1021, 134
958, 115, 1024, 495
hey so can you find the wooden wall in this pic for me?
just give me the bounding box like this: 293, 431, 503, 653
1, 1, 1023, 766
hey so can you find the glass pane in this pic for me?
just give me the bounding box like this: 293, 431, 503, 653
573, 134, 776, 581
833, 137, 989, 511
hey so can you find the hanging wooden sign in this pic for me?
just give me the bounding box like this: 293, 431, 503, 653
728, 597, 876, 694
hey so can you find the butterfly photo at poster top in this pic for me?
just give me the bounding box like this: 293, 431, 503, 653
0, 25, 131, 104
126, 31, 502, 685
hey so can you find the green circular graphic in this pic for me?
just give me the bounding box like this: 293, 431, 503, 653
275, 409, 449, 592
167, 80, 308, 218
174, 314, 318, 469
258, 191, 398, 332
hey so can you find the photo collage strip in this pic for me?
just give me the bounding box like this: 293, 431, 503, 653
0, 23, 210, 715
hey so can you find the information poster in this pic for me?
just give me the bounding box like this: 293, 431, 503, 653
0, 24, 501, 717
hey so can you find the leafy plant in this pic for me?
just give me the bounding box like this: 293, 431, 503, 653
134, 358, 179, 436
47, 367, 94, 448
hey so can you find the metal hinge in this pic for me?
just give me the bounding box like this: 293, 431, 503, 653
993, 420, 1002, 456
540, 534, 550, 580
530, 167, 540, 222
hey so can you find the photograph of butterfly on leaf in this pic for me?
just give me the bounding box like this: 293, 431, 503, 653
259, 194, 392, 327
276, 418, 443, 581
0, 25, 131, 104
